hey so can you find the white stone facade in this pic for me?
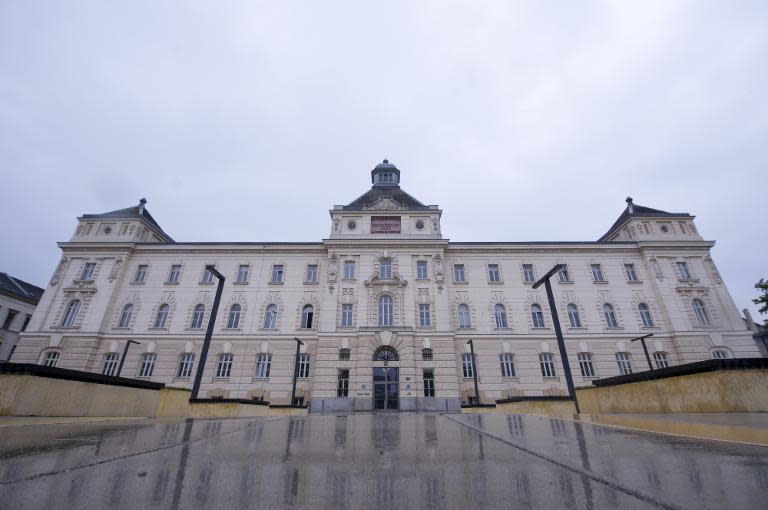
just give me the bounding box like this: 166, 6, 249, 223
0, 273, 42, 361
13, 162, 762, 411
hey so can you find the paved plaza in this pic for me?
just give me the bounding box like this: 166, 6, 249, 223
1, 413, 767, 509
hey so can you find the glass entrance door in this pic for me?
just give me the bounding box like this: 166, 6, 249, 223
373, 367, 399, 410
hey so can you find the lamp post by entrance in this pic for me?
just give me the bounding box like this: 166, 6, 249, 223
291, 337, 305, 407
116, 340, 141, 377
466, 339, 480, 406
532, 264, 580, 414
191, 265, 226, 400
630, 333, 655, 371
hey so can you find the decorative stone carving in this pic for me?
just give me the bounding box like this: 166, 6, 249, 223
432, 217, 440, 234
649, 256, 663, 280
327, 253, 339, 293
363, 197, 403, 210
49, 257, 69, 286
705, 256, 723, 284
108, 257, 123, 283
333, 218, 340, 233
432, 253, 445, 292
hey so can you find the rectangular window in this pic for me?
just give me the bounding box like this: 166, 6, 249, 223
255, 353, 271, 378
421, 348, 433, 361
271, 264, 284, 283
625, 263, 638, 281
102, 352, 120, 377
305, 264, 318, 283
578, 352, 595, 378
616, 352, 633, 375
653, 351, 670, 369
177, 353, 195, 378
134, 264, 148, 283
539, 353, 556, 378
500, 353, 516, 378
341, 304, 353, 327
677, 261, 691, 280
2, 310, 17, 330
296, 354, 311, 379
215, 353, 233, 378
138, 353, 156, 377
558, 265, 571, 282
337, 369, 349, 397
201, 266, 214, 283
453, 264, 465, 282
461, 353, 474, 378
591, 264, 605, 282
43, 351, 60, 367
168, 264, 182, 283
343, 261, 355, 279
488, 264, 501, 282
522, 264, 535, 283
81, 262, 96, 281
379, 259, 392, 279
423, 369, 435, 397
416, 260, 428, 279
237, 264, 250, 283
419, 304, 431, 327
339, 348, 351, 361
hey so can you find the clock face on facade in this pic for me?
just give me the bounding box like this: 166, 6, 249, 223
347, 220, 357, 231
415, 220, 425, 230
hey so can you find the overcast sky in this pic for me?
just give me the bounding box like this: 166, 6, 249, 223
1, 1, 766, 318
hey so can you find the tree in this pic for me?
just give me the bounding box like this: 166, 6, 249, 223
753, 278, 768, 316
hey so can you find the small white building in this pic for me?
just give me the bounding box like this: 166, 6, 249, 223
0, 272, 43, 361
13, 160, 762, 411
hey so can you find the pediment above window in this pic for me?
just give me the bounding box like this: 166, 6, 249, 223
364, 275, 408, 288
363, 197, 405, 210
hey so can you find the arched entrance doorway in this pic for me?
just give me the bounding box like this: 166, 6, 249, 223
372, 346, 399, 410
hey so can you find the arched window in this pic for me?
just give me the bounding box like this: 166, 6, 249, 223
531, 304, 545, 328
458, 304, 471, 328
263, 304, 277, 329
301, 305, 314, 329
603, 303, 619, 328
577, 352, 595, 377
638, 303, 654, 327
373, 346, 399, 361
42, 350, 61, 367
102, 352, 120, 376
138, 352, 156, 377
61, 300, 81, 327
499, 353, 515, 378
154, 304, 170, 329
215, 353, 233, 378
191, 304, 205, 329
118, 304, 133, 328
379, 258, 392, 279
378, 295, 393, 326
567, 304, 582, 328
692, 299, 710, 326
653, 351, 670, 369
494, 304, 508, 329
227, 304, 241, 329
616, 352, 632, 375
339, 348, 351, 361
255, 353, 271, 378
712, 349, 729, 360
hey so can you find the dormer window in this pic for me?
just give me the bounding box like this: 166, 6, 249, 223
378, 172, 394, 183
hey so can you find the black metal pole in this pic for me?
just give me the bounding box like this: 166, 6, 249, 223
291, 337, 304, 406
630, 333, 655, 371
533, 264, 580, 414
190, 265, 225, 400
467, 339, 480, 406
116, 340, 140, 377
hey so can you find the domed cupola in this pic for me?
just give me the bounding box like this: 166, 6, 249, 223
371, 159, 400, 187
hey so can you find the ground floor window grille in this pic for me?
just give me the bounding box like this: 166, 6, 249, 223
499, 353, 515, 378
138, 353, 156, 377
102, 352, 120, 376
337, 369, 349, 397
177, 353, 195, 378
712, 349, 729, 360
422, 348, 433, 361
461, 353, 474, 378
423, 369, 435, 397
215, 353, 233, 378
255, 353, 271, 378
339, 348, 350, 361
653, 351, 670, 369
577, 352, 595, 378
43, 350, 60, 367
616, 352, 633, 375
539, 352, 556, 378
296, 354, 311, 379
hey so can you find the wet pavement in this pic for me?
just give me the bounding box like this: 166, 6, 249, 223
1, 413, 767, 509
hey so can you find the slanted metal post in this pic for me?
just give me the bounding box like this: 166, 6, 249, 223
291, 337, 305, 406
116, 340, 140, 377
533, 264, 580, 414
191, 265, 225, 400
631, 333, 655, 371
467, 339, 480, 406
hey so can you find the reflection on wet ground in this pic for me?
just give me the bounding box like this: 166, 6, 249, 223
1, 413, 767, 509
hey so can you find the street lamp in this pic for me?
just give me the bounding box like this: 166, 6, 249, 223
532, 264, 580, 414
116, 339, 141, 377
630, 333, 656, 371
291, 337, 305, 407
466, 339, 480, 407
191, 265, 226, 400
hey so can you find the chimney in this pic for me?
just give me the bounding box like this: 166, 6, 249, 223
138, 198, 147, 215
626, 196, 634, 214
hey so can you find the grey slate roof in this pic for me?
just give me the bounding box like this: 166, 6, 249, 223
81, 201, 174, 242
599, 198, 691, 241
0, 272, 44, 304
342, 186, 431, 211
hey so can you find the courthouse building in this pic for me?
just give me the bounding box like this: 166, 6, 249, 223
13, 160, 762, 412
